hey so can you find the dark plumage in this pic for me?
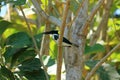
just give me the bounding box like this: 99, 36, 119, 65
42, 30, 79, 47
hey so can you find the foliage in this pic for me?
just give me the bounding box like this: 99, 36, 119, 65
0, 0, 26, 6
84, 43, 105, 55
0, 19, 56, 80
0, 20, 12, 37
0, 0, 120, 80
86, 60, 110, 80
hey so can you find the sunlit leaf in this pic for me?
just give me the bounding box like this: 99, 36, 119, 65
50, 75, 56, 80
50, 39, 57, 59
41, 0, 48, 10
0, 20, 12, 36
110, 52, 120, 62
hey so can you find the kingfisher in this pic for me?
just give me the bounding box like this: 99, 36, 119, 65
42, 30, 79, 47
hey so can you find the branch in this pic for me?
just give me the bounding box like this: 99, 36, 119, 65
90, 0, 113, 45
39, 0, 52, 56
39, 22, 50, 56
19, 6, 49, 80
13, 8, 36, 24
81, 0, 104, 36
31, 0, 61, 27
68, 0, 85, 27
56, 0, 70, 80
85, 43, 120, 80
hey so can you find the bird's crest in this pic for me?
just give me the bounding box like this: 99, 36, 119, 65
42, 30, 59, 34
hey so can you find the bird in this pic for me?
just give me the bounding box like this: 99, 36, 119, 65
42, 30, 79, 47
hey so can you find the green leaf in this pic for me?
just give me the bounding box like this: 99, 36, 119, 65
42, 55, 55, 67
5, 32, 31, 48
0, 75, 7, 80
5, 47, 27, 59
0, 65, 15, 80
110, 52, 120, 62
4, 47, 26, 62
49, 39, 58, 59
19, 58, 42, 72
85, 60, 110, 80
4, 32, 31, 62
8, 48, 36, 67
46, 57, 55, 67
0, 20, 12, 36
18, 58, 48, 80
84, 44, 105, 54
22, 69, 47, 80
4, 32, 43, 67
8, 0, 26, 5
34, 33, 43, 48
17, 49, 36, 64
50, 75, 56, 80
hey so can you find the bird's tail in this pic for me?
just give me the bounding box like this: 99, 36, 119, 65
72, 43, 79, 47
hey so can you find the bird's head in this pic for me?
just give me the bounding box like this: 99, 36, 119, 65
42, 30, 59, 35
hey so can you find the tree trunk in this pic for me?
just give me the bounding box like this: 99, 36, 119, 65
64, 0, 88, 80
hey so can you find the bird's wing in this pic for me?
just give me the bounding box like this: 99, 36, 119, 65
63, 37, 72, 45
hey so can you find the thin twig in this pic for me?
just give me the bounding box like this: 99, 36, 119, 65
90, 0, 113, 45
56, 0, 70, 80
89, 0, 113, 64
68, 0, 85, 27
85, 43, 120, 80
19, 6, 39, 53
39, 0, 51, 56
81, 0, 104, 36
0, 47, 4, 65
39, 25, 50, 56
31, 0, 61, 27
13, 8, 36, 24
19, 6, 49, 80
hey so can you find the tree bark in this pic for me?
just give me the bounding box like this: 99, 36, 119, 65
64, 0, 88, 80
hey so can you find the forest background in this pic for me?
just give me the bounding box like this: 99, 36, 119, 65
0, 0, 120, 80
